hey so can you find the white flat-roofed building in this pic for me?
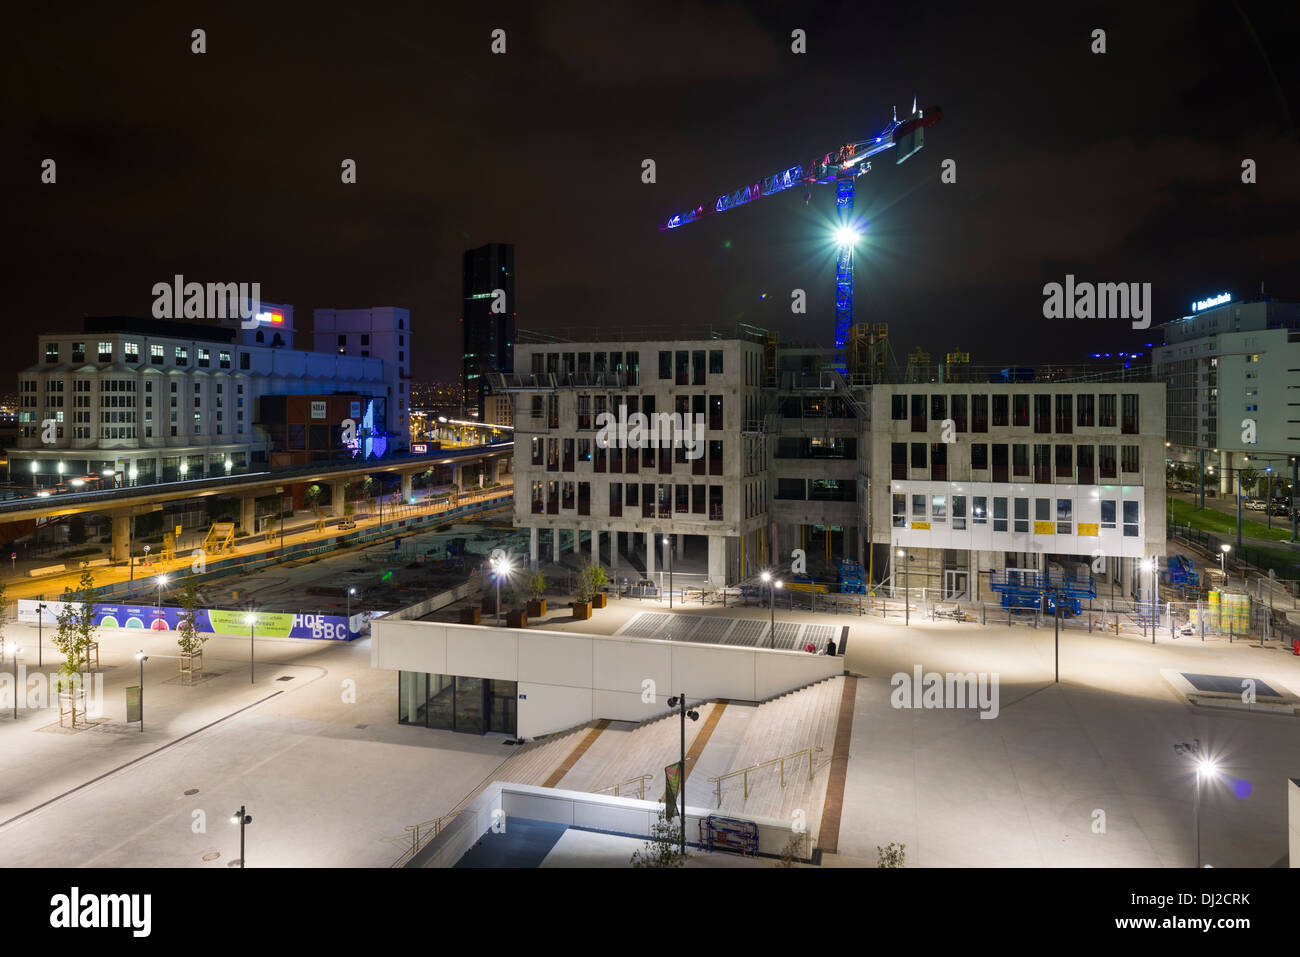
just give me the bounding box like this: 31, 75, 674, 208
868, 378, 1167, 600
313, 306, 411, 450
14, 315, 389, 485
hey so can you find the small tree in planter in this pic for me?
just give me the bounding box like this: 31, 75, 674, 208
177, 580, 207, 684
571, 560, 603, 620
588, 563, 609, 609
524, 569, 548, 617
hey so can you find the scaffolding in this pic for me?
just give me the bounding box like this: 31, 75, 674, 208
905, 347, 932, 383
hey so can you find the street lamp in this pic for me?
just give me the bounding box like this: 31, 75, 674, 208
665, 695, 699, 857
155, 573, 169, 610
897, 548, 910, 626
1173, 739, 1216, 868
346, 587, 356, 634
230, 806, 252, 868
244, 608, 257, 683
1141, 558, 1156, 643
662, 535, 673, 609
134, 651, 148, 732
36, 601, 47, 667
490, 554, 512, 625
3, 641, 21, 720
761, 571, 783, 647
179, 462, 188, 480
1219, 543, 1231, 577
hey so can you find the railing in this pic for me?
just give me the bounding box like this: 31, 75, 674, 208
592, 774, 654, 800
706, 746, 824, 808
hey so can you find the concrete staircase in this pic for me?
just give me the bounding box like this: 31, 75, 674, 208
712, 676, 844, 844
558, 702, 719, 799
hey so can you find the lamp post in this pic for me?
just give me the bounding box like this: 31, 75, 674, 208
1219, 543, 1231, 578
897, 548, 910, 626
490, 555, 512, 625
230, 806, 252, 868
4, 641, 21, 720
155, 573, 169, 610
179, 462, 188, 481
665, 695, 699, 857
36, 601, 46, 667
662, 535, 673, 609
346, 587, 356, 635
134, 651, 148, 732
1141, 558, 1156, 644
244, 606, 257, 683
1173, 738, 1215, 868
761, 571, 783, 647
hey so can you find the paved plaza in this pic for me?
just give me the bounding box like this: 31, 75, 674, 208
1, 587, 1297, 867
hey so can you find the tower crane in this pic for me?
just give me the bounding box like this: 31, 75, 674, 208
658, 101, 942, 370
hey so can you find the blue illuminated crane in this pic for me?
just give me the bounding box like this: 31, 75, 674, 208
659, 102, 942, 370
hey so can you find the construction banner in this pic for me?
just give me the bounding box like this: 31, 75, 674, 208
664, 761, 683, 820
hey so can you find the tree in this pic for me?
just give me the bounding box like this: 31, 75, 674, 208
304, 484, 324, 516
877, 842, 906, 868
52, 566, 97, 692
631, 812, 688, 868
523, 569, 547, 601
574, 561, 608, 603
177, 580, 207, 656
775, 832, 807, 867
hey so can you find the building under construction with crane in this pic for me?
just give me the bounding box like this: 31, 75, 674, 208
489, 102, 1167, 605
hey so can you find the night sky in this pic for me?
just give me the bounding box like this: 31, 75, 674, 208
5, 1, 1298, 383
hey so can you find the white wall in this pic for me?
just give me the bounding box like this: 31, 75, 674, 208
409, 782, 808, 867
372, 618, 841, 738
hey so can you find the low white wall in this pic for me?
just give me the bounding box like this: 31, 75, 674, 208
1290, 778, 1300, 868
410, 782, 805, 867
372, 619, 841, 738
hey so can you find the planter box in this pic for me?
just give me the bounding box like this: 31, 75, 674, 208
571, 601, 592, 621
459, 607, 482, 625
481, 596, 497, 615
592, 593, 607, 609
507, 610, 528, 629
526, 598, 547, 617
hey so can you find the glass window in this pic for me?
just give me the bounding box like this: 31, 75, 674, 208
931, 495, 947, 522
952, 495, 966, 530
930, 394, 947, 421
1035, 498, 1050, 522
1099, 394, 1117, 428
891, 394, 907, 420
893, 493, 906, 527
1123, 500, 1139, 537
1121, 445, 1139, 473
912, 494, 926, 520
1056, 498, 1072, 534
1077, 394, 1095, 427
1012, 394, 1029, 427
992, 393, 1009, 427
971, 443, 988, 470
1100, 500, 1116, 528
973, 495, 988, 525
994, 496, 1008, 532
709, 349, 723, 374
658, 351, 671, 379
1014, 497, 1029, 533
911, 442, 927, 469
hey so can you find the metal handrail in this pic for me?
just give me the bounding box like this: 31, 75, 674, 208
592, 774, 654, 800
706, 747, 824, 809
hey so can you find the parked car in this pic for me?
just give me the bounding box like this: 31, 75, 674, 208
1246, 499, 1267, 511
1270, 501, 1291, 517
337, 519, 358, 530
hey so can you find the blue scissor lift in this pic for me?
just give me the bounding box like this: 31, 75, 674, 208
989, 568, 1097, 618
837, 558, 866, 594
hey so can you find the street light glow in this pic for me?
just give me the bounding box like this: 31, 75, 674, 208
834, 225, 860, 246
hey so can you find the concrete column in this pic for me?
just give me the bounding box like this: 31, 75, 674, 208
677, 533, 685, 554
708, 534, 726, 587
452, 465, 461, 489
552, 528, 560, 564
591, 529, 600, 565
1220, 450, 1231, 495
645, 531, 655, 579
529, 527, 539, 570
330, 481, 347, 518
611, 533, 619, 572
240, 494, 257, 533
111, 513, 131, 563
488, 458, 499, 483
400, 471, 413, 503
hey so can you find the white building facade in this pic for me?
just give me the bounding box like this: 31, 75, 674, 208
14, 315, 389, 485
313, 307, 412, 450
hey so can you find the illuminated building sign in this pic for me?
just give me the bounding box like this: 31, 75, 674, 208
255, 311, 285, 324
1191, 292, 1232, 313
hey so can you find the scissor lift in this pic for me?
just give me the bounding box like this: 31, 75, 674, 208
837, 558, 866, 594
990, 568, 1096, 618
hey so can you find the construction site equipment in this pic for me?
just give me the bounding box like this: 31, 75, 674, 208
1166, 555, 1200, 588
158, 532, 176, 561
658, 102, 942, 370
905, 347, 932, 383
202, 522, 236, 554
988, 568, 1097, 618
837, 557, 866, 594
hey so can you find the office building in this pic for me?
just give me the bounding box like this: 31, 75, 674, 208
462, 243, 515, 418
312, 306, 412, 450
